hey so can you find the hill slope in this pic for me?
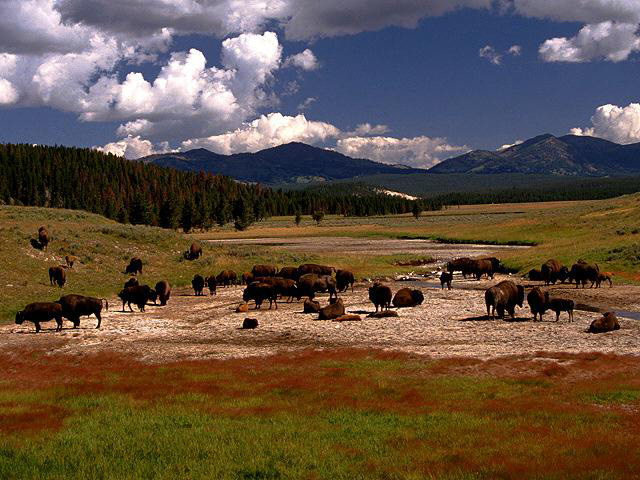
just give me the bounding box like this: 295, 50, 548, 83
429, 134, 640, 176
140, 142, 423, 184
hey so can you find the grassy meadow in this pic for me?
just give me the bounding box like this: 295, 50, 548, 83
2, 349, 640, 479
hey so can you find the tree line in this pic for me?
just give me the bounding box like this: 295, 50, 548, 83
0, 143, 436, 230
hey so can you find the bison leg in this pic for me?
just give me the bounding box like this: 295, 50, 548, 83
34, 322, 41, 333
555, 311, 560, 322
95, 311, 101, 329
55, 317, 63, 331
128, 301, 134, 312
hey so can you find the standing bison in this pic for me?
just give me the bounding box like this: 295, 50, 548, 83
125, 257, 143, 275
118, 285, 155, 312
446, 258, 473, 278
243, 282, 278, 310
185, 243, 202, 260
296, 273, 337, 300
251, 264, 277, 277
527, 287, 548, 321
278, 267, 299, 280
49, 266, 66, 287
336, 269, 355, 292
205, 276, 217, 295
541, 259, 564, 285
369, 282, 392, 312
297, 263, 335, 277
192, 274, 205, 296
216, 270, 237, 287
38, 226, 50, 250
65, 255, 77, 268
569, 261, 599, 288
15, 302, 64, 333
485, 280, 525, 320
155, 280, 171, 306
57, 294, 108, 328
440, 271, 453, 290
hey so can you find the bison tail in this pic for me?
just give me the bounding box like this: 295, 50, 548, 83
102, 299, 109, 311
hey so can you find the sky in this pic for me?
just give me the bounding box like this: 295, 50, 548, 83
1, 0, 640, 168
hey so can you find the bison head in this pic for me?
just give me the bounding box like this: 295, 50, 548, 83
15, 311, 24, 324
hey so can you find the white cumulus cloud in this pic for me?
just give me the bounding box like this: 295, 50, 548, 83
571, 103, 640, 144
284, 49, 319, 70
97, 135, 172, 159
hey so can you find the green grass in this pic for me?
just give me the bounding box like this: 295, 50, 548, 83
2, 350, 640, 479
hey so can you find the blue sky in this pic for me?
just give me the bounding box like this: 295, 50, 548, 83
1, 1, 640, 167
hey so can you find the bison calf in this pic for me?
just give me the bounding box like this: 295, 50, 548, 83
440, 271, 452, 290
15, 302, 63, 333
548, 297, 574, 322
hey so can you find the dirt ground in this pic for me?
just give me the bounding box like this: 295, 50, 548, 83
3, 273, 639, 364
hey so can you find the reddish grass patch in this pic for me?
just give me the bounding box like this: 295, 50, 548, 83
0, 402, 67, 435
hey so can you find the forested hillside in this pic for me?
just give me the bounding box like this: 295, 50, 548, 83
0, 144, 432, 231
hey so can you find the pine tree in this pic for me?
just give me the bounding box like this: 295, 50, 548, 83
159, 197, 179, 229
181, 198, 194, 233
233, 197, 254, 231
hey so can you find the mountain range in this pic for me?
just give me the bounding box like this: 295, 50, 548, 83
140, 142, 421, 184
139, 134, 640, 184
429, 134, 640, 176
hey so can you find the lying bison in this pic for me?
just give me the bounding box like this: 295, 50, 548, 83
205, 275, 217, 295
303, 299, 321, 313
118, 285, 155, 312
192, 274, 205, 296
297, 263, 335, 277
569, 262, 599, 288
216, 270, 237, 287
15, 302, 63, 333
49, 266, 66, 287
369, 282, 392, 312
125, 257, 143, 275
155, 280, 171, 306
297, 273, 337, 301
243, 282, 278, 310
586, 312, 620, 333
527, 287, 548, 321
392, 288, 424, 308
318, 299, 345, 320
440, 271, 452, 290
251, 264, 277, 277
57, 294, 108, 328
336, 269, 355, 293
485, 280, 525, 320
185, 242, 202, 260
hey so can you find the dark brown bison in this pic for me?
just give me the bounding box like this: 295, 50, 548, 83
471, 259, 495, 280
192, 274, 205, 296
297, 263, 335, 277
15, 302, 63, 333
527, 268, 544, 281
185, 242, 202, 260
251, 264, 277, 277
527, 287, 548, 321
57, 294, 108, 328
65, 255, 77, 268
241, 272, 254, 285
569, 262, 599, 288
446, 257, 473, 278
242, 318, 258, 329
278, 267, 299, 280
155, 280, 171, 306
586, 312, 620, 333
296, 273, 337, 300
125, 257, 143, 275
597, 272, 613, 288
485, 280, 525, 320
303, 299, 321, 313
118, 285, 155, 312
440, 271, 452, 290
547, 295, 574, 322
243, 282, 278, 309
254, 277, 298, 302
336, 269, 355, 292
205, 276, 217, 295
318, 299, 345, 320
124, 277, 139, 289
49, 266, 66, 287
392, 288, 424, 308
216, 270, 237, 287
369, 282, 392, 312
541, 259, 564, 285
38, 226, 50, 250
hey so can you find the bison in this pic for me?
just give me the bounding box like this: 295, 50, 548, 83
155, 280, 171, 306
597, 272, 613, 288
65, 255, 77, 268
15, 302, 63, 333
241, 272, 254, 285
586, 312, 620, 333
57, 294, 108, 328
216, 270, 237, 287
369, 282, 392, 312
303, 299, 321, 313
278, 267, 299, 281
118, 285, 155, 312
38, 226, 50, 250
254, 277, 298, 302
185, 242, 202, 260
547, 296, 574, 322
124, 277, 139, 289
569, 262, 599, 288
446, 257, 473, 278
243, 282, 278, 310
49, 266, 66, 287
392, 288, 424, 308
297, 263, 335, 277
125, 257, 143, 275
440, 271, 452, 290
527, 268, 544, 281
541, 259, 564, 285
485, 280, 525, 320
251, 264, 277, 277
192, 274, 205, 296
471, 259, 495, 280
318, 299, 345, 320
336, 269, 355, 293
296, 273, 337, 301
527, 287, 548, 321
205, 276, 217, 295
